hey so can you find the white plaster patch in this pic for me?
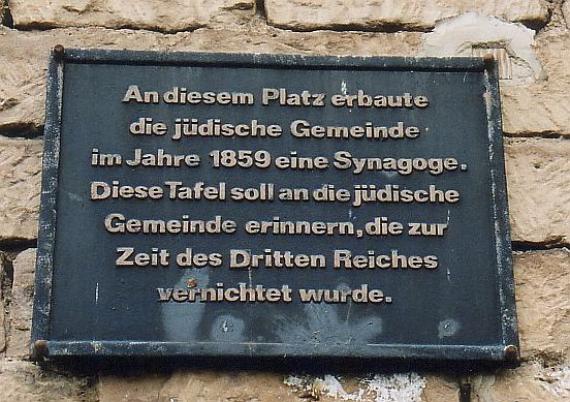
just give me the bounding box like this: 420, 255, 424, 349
365, 373, 426, 402
284, 373, 426, 402
421, 13, 543, 84
283, 375, 305, 388
540, 364, 570, 399
317, 375, 363, 400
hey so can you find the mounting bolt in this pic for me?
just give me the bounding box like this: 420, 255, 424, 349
483, 53, 496, 70
504, 344, 519, 361
186, 277, 198, 288
31, 339, 49, 361
53, 44, 65, 61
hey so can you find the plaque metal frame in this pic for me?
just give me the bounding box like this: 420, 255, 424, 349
31, 48, 518, 366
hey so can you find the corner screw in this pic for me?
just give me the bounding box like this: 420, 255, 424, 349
483, 53, 495, 65
53, 44, 65, 60
32, 339, 49, 361
504, 344, 519, 361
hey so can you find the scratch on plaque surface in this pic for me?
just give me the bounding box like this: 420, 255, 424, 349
341, 80, 347, 95
248, 265, 253, 288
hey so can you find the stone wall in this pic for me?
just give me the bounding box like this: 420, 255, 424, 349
0, 1, 568, 401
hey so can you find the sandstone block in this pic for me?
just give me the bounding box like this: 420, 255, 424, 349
0, 27, 165, 132
0, 137, 42, 242
98, 371, 298, 402
97, 373, 166, 402
265, 0, 549, 31
501, 88, 570, 136
501, 31, 570, 137
505, 138, 570, 245
0, 252, 6, 353
563, 1, 570, 29
0, 0, 8, 26
513, 249, 570, 364
472, 362, 570, 402
0, 359, 94, 402
9, 0, 255, 32
421, 375, 460, 402
6, 248, 36, 358
534, 31, 570, 87
187, 26, 423, 56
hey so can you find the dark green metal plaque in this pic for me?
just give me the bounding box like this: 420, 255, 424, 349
32, 49, 518, 366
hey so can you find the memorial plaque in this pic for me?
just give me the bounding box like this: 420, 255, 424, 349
32, 49, 519, 365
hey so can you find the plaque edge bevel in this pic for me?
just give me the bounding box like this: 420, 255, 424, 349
31, 47, 65, 360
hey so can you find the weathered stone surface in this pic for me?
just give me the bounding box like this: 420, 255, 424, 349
472, 362, 570, 402
563, 1, 570, 29
421, 375, 459, 402
285, 373, 430, 401
0, 0, 8, 26
98, 371, 298, 402
514, 249, 570, 364
99, 365, 570, 402
0, 360, 94, 402
0, 138, 42, 242
6, 248, 36, 358
502, 88, 569, 136
502, 31, 570, 136
535, 30, 570, 84
97, 374, 166, 402
265, 0, 549, 31
0, 27, 164, 132
0, 252, 6, 353
187, 26, 422, 56
98, 371, 468, 402
0, 25, 421, 132
505, 138, 570, 245
9, 0, 255, 32
98, 371, 453, 402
